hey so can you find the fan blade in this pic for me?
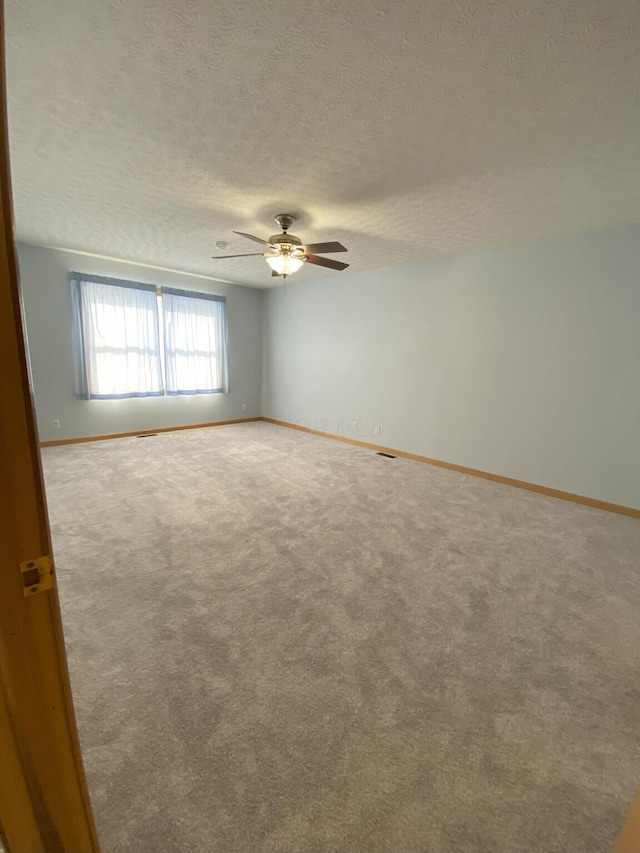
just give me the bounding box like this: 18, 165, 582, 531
211, 253, 265, 258
271, 270, 282, 277
303, 241, 348, 254
304, 254, 349, 271
233, 230, 272, 246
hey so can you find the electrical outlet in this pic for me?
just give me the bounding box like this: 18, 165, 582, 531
351, 420, 359, 431
374, 425, 382, 436
242, 403, 248, 411
52, 419, 61, 430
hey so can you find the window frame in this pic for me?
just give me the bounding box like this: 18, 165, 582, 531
71, 274, 229, 400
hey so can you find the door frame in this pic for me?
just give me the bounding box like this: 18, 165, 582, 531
0, 5, 99, 850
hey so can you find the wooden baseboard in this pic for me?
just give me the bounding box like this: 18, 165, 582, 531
39, 417, 261, 447
41, 415, 640, 519
261, 418, 640, 520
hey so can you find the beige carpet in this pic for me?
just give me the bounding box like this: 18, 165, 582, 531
41, 422, 640, 853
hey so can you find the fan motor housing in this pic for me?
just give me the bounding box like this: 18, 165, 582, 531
269, 232, 302, 248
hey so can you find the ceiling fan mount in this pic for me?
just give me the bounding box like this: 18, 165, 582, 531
268, 214, 303, 252
211, 213, 349, 279
273, 213, 296, 232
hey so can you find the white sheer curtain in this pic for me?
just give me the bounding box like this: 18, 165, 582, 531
161, 288, 229, 395
73, 276, 163, 398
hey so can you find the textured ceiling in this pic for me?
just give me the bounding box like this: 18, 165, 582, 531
6, 0, 640, 288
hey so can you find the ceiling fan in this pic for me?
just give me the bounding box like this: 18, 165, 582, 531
211, 214, 349, 278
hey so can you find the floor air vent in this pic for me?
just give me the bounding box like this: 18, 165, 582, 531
376, 452, 396, 459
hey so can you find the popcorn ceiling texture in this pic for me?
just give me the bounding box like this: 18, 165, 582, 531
6, 0, 640, 287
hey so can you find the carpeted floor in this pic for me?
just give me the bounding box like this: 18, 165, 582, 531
41, 422, 640, 853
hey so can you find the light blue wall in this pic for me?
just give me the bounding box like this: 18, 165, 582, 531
19, 229, 640, 508
263, 226, 640, 509
18, 244, 262, 441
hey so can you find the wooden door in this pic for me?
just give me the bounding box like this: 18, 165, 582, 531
0, 4, 100, 851
616, 786, 640, 853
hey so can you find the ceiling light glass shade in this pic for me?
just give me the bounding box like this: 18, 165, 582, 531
266, 254, 304, 276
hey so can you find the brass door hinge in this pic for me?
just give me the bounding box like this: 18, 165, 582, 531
20, 555, 54, 596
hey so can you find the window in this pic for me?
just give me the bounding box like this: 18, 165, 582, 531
72, 274, 229, 399
161, 288, 228, 395
72, 275, 163, 399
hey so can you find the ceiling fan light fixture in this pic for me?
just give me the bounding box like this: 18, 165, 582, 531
266, 254, 305, 276
215, 216, 349, 278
